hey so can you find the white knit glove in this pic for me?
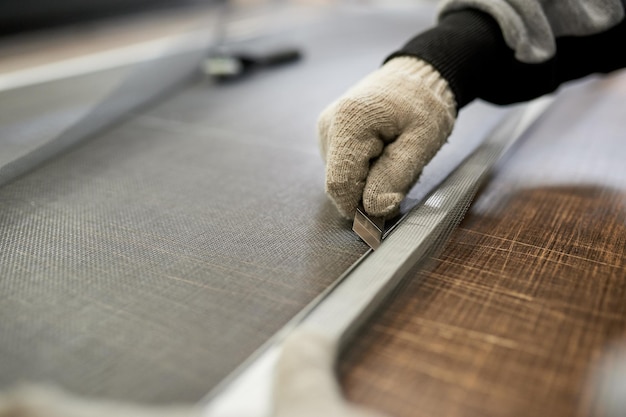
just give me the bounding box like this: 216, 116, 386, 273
318, 56, 457, 219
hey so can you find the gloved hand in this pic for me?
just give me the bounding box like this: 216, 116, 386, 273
318, 56, 457, 219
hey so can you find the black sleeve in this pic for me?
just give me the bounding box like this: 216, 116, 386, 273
385, 8, 626, 109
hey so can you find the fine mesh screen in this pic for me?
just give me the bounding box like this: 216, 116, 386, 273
0, 5, 506, 403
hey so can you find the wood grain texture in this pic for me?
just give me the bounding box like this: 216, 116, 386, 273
339, 72, 626, 417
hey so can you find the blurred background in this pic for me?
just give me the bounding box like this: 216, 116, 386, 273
0, 0, 434, 74
0, 0, 433, 184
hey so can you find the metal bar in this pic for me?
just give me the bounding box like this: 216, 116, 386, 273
304, 96, 554, 345
201, 96, 554, 417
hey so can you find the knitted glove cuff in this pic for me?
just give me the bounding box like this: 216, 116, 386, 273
383, 56, 456, 111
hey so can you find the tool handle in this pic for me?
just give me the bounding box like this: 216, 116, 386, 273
254, 48, 302, 67
238, 48, 302, 69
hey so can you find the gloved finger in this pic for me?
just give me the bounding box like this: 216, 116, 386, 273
317, 103, 336, 163
326, 131, 383, 219
363, 123, 446, 217
325, 99, 387, 218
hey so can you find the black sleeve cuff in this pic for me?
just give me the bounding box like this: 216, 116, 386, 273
386, 9, 511, 109
386, 8, 626, 110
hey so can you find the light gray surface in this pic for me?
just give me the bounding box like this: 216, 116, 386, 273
0, 5, 506, 403
0, 39, 208, 189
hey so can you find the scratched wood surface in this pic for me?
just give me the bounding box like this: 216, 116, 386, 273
340, 72, 626, 417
